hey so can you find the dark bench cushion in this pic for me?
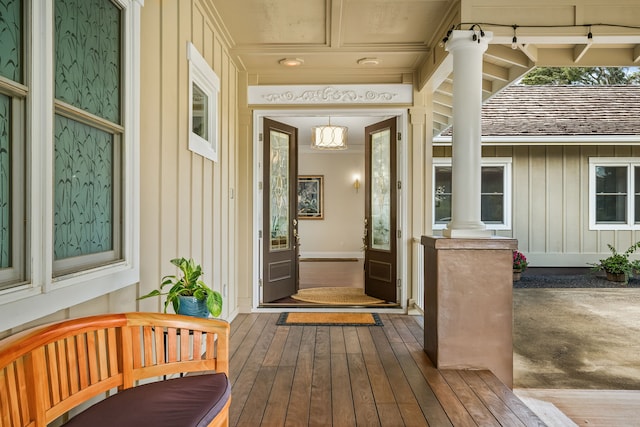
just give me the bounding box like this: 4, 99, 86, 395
63, 373, 230, 427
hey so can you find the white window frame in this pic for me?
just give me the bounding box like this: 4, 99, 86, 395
589, 157, 640, 230
187, 42, 219, 162
0, 0, 141, 333
0, 83, 27, 289
432, 157, 512, 231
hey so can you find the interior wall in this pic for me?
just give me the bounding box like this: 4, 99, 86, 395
298, 151, 365, 258
137, 0, 239, 319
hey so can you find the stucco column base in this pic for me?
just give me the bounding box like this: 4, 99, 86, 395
421, 235, 517, 387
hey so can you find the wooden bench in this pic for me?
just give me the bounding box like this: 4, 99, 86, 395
0, 312, 230, 427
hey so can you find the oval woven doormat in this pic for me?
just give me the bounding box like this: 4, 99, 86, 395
290, 287, 385, 305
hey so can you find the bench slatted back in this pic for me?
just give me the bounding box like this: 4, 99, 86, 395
0, 313, 229, 427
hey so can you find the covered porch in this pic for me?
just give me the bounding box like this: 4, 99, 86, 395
229, 313, 545, 426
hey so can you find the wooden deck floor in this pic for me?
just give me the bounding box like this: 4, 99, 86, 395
228, 313, 545, 426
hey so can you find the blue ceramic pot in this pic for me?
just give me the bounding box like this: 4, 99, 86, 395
177, 295, 209, 318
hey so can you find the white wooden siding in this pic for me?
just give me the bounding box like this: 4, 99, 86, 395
138, 0, 238, 318
436, 145, 640, 267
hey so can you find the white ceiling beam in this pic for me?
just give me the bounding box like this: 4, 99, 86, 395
491, 35, 640, 45
433, 102, 452, 117
433, 123, 448, 136
483, 62, 509, 82
485, 45, 531, 68
573, 44, 592, 62
436, 81, 453, 96
433, 112, 450, 127
518, 44, 538, 62
433, 92, 452, 108
482, 78, 493, 93
329, 0, 344, 48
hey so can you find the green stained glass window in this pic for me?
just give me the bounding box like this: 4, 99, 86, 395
270, 130, 289, 250
55, 0, 121, 123
0, 94, 10, 267
54, 115, 113, 259
371, 129, 391, 251
0, 0, 22, 83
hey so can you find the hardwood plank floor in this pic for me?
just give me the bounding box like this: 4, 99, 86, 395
229, 313, 545, 426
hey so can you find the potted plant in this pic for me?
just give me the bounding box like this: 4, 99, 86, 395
513, 250, 528, 281
590, 242, 640, 284
139, 257, 223, 318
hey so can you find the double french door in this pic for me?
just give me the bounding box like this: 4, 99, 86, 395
261, 117, 398, 304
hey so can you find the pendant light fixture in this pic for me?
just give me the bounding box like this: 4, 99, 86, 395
311, 118, 348, 150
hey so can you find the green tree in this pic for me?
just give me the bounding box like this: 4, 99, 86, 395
520, 67, 639, 85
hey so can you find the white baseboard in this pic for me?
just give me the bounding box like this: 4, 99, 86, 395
299, 251, 364, 259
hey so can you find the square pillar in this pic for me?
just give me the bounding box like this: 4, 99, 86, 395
421, 236, 517, 387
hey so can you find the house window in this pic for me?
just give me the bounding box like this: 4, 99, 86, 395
433, 158, 512, 230
0, 0, 26, 289
589, 158, 640, 230
187, 42, 219, 162
53, 0, 123, 275
0, 0, 140, 331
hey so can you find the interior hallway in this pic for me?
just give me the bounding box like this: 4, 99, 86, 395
299, 259, 364, 289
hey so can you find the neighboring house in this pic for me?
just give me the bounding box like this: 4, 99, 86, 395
433, 85, 640, 267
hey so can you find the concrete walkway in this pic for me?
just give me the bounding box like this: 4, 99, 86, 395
513, 288, 640, 426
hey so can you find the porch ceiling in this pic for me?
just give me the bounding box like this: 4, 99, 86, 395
207, 0, 640, 135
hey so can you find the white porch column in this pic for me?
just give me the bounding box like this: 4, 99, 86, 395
443, 30, 492, 238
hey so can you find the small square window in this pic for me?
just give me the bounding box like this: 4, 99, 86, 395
187, 42, 219, 162
589, 158, 640, 230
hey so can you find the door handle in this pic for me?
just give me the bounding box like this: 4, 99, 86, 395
293, 219, 300, 246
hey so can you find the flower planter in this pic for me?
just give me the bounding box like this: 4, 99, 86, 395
605, 272, 626, 282
513, 269, 522, 282
177, 295, 210, 318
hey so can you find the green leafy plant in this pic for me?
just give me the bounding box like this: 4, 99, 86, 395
139, 257, 223, 317
589, 242, 640, 283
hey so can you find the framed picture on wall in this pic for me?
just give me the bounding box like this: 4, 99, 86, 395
297, 175, 324, 219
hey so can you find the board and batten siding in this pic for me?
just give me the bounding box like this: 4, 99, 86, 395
139, 0, 238, 319
435, 145, 640, 267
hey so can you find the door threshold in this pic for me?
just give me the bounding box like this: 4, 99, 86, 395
259, 302, 401, 309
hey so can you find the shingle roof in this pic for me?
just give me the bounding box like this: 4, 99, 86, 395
480, 85, 640, 136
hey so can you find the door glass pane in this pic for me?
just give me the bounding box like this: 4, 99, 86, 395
55, 0, 121, 124
481, 166, 504, 223
0, 94, 10, 267
270, 130, 289, 250
371, 129, 391, 250
595, 166, 627, 223
54, 114, 113, 259
0, 0, 22, 83
434, 166, 452, 224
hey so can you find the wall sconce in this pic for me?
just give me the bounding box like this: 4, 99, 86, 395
353, 175, 360, 193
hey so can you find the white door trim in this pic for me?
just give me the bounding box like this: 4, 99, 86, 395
251, 108, 409, 312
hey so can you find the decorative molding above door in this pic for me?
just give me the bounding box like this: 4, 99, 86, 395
248, 84, 413, 106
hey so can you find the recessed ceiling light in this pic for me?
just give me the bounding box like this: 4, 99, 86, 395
279, 58, 304, 67
357, 57, 380, 66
